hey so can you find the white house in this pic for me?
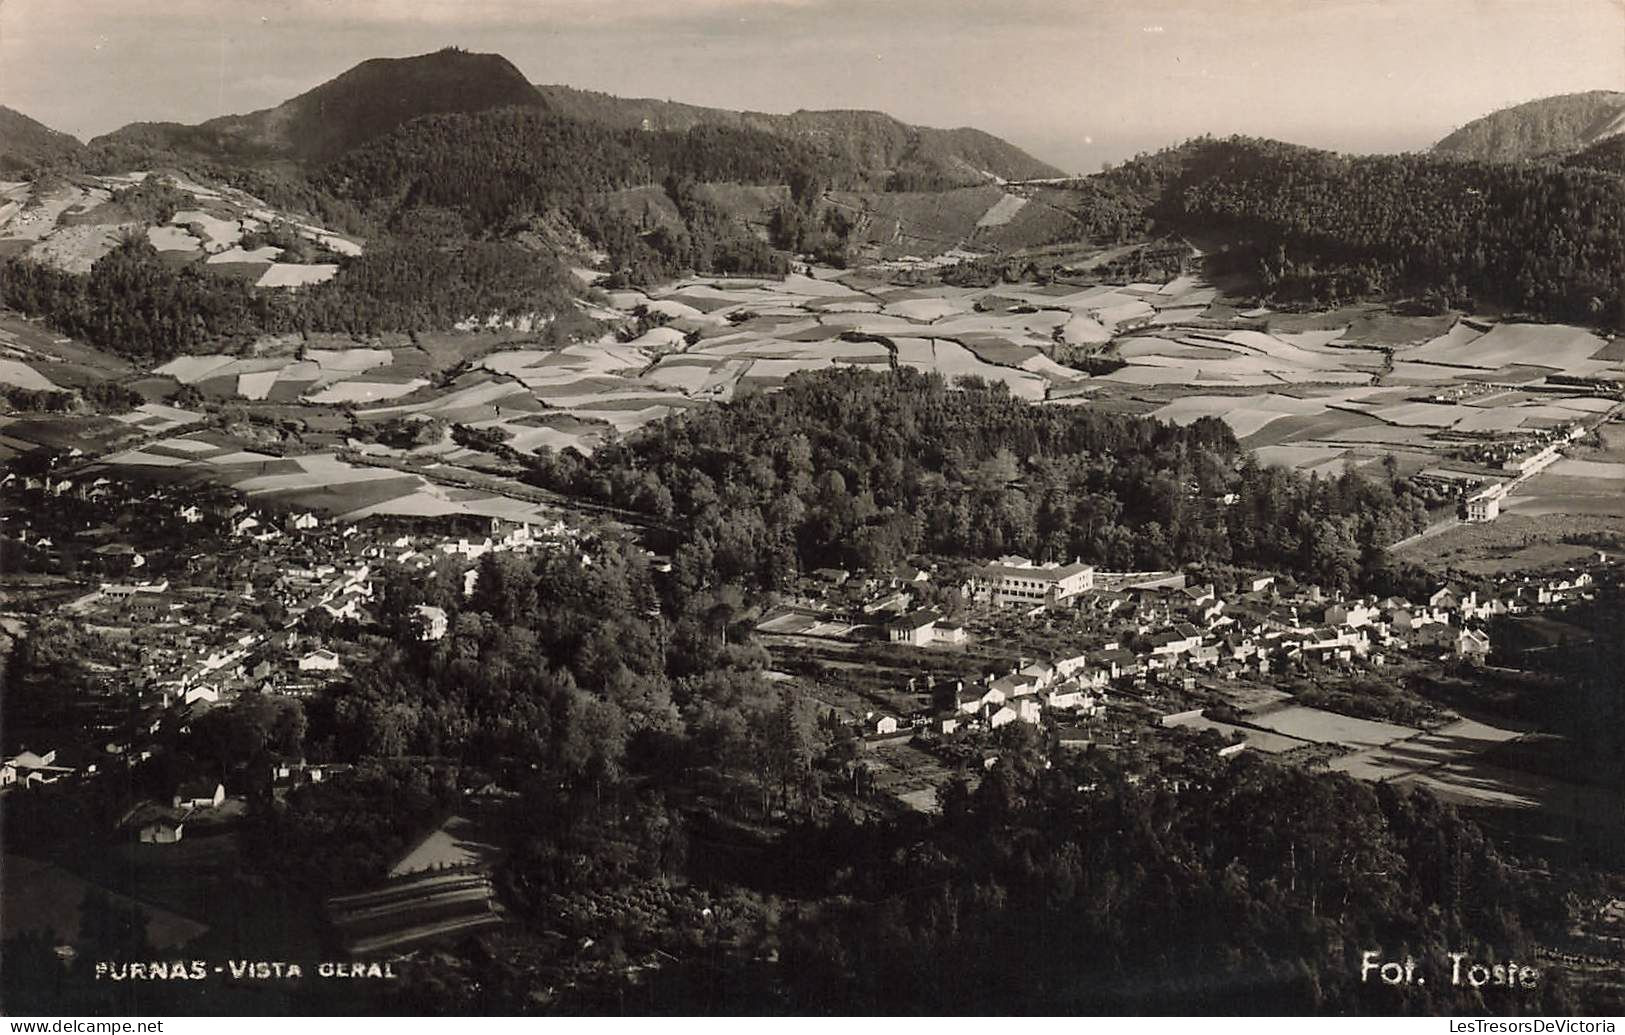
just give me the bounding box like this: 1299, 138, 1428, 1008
1455, 628, 1491, 660
887, 610, 938, 646
1045, 681, 1096, 712
414, 605, 449, 642
989, 699, 1042, 728
172, 780, 225, 810
298, 648, 340, 672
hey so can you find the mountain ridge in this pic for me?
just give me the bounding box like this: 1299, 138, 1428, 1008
91, 48, 544, 165
0, 106, 84, 174
533, 83, 1065, 185
75, 47, 1059, 189
1433, 90, 1625, 161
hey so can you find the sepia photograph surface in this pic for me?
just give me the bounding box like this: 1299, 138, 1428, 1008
1, 0, 1623, 1019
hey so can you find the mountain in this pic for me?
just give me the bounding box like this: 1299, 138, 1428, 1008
534, 84, 1064, 186
0, 106, 83, 173
1092, 135, 1623, 327
92, 48, 543, 165
1433, 90, 1625, 161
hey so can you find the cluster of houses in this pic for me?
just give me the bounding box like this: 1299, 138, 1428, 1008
857, 655, 1107, 747
816, 554, 1620, 758
776, 553, 1605, 678
0, 471, 590, 830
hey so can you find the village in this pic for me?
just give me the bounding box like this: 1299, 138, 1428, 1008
5, 452, 1621, 825
0, 466, 588, 827
753, 544, 1620, 813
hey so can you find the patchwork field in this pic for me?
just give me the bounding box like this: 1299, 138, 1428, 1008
0, 171, 362, 281
4, 231, 1619, 528
94, 430, 565, 524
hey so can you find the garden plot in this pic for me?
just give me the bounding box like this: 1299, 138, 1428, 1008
107, 403, 202, 434
149, 436, 220, 454
1367, 401, 1470, 428
155, 355, 238, 384
482, 415, 611, 455
171, 209, 245, 251
883, 297, 970, 322
1546, 458, 1625, 480
1250, 444, 1348, 470
26, 223, 132, 273
1162, 713, 1308, 754
362, 376, 527, 416
892, 337, 1047, 400
975, 193, 1028, 227
1101, 329, 1377, 387
0, 182, 84, 240
1503, 469, 1625, 519
147, 225, 202, 252
390, 815, 498, 878
0, 357, 59, 391
207, 244, 282, 264
297, 224, 363, 257
1150, 393, 1331, 440
304, 379, 430, 404
1246, 705, 1418, 751
255, 263, 338, 288
1060, 313, 1113, 344
100, 448, 193, 467
1405, 322, 1611, 373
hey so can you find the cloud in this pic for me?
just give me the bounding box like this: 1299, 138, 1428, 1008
0, 0, 827, 29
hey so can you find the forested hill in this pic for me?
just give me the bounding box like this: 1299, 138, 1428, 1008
319, 108, 828, 224
534, 84, 1065, 187
1090, 136, 1624, 327
530, 366, 1432, 595
1433, 91, 1625, 162
0, 107, 83, 174
91, 48, 544, 164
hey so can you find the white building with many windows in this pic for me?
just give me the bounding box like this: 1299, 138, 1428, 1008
973, 557, 1095, 607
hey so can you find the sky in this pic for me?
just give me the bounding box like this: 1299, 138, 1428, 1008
1, 0, 1622, 173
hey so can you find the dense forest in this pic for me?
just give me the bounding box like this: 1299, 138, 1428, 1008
1094, 137, 1625, 325
761, 739, 1575, 1014
525, 367, 1430, 594
318, 109, 832, 282
1563, 135, 1625, 176
0, 234, 583, 361
319, 109, 836, 228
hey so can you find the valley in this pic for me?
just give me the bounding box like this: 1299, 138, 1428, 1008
2, 35, 1625, 1020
